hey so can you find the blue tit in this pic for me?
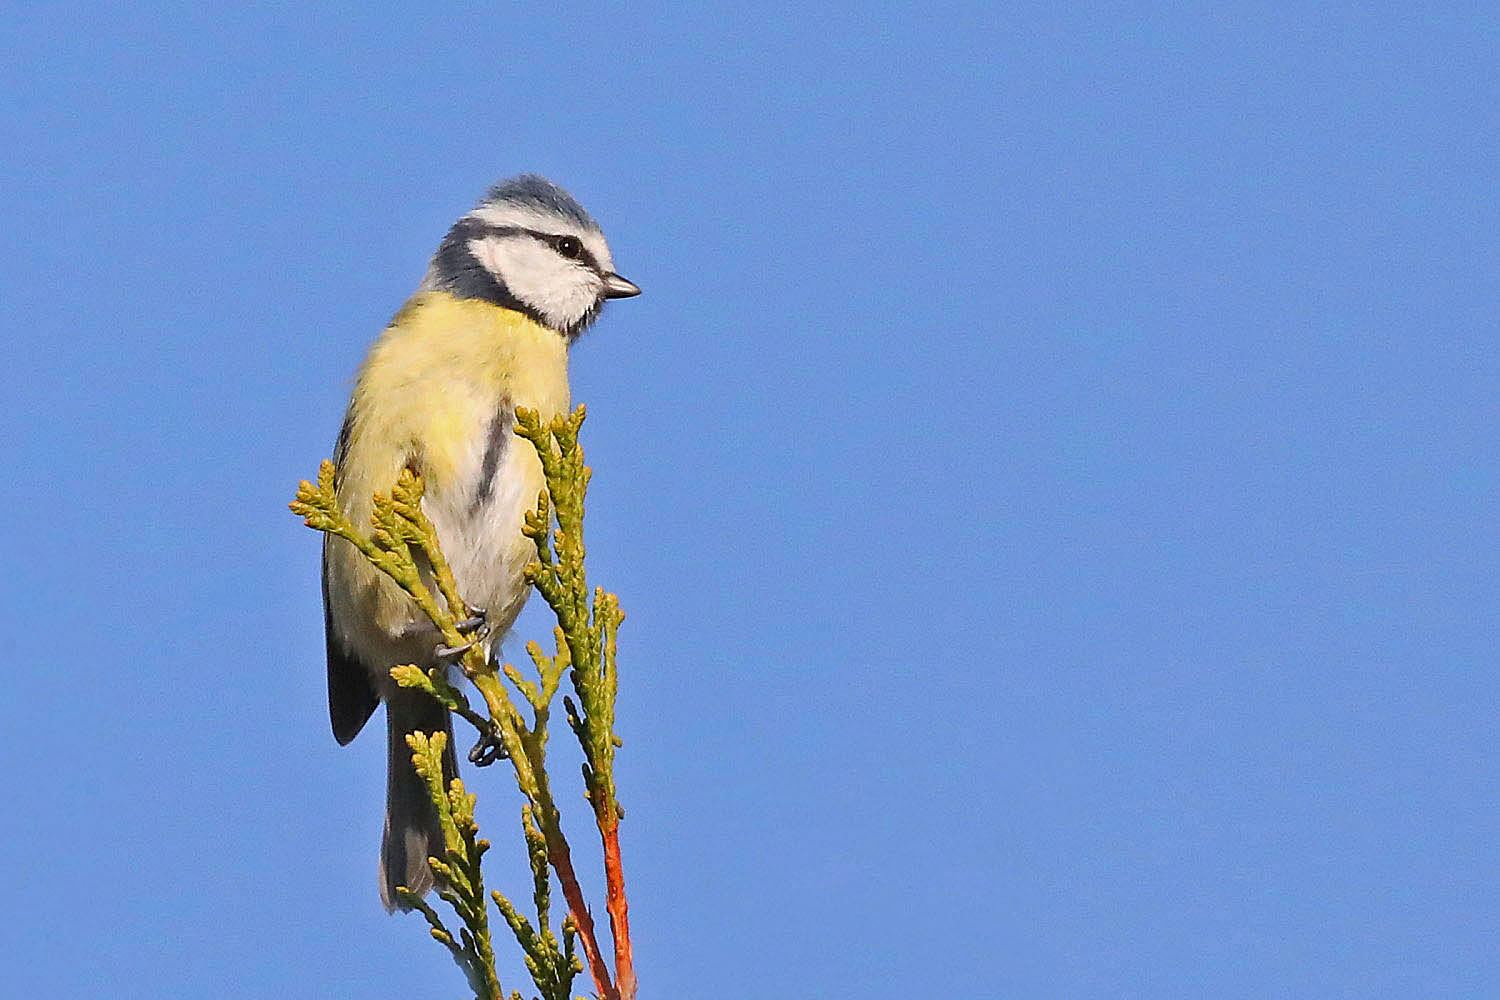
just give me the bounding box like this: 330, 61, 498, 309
321, 175, 640, 910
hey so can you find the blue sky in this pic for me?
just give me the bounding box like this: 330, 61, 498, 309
3, 2, 1496, 996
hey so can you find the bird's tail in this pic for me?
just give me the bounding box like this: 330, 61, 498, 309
381, 686, 456, 912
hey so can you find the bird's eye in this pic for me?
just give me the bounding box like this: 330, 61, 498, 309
555, 236, 584, 260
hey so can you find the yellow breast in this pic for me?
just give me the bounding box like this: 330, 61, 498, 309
347, 292, 570, 490
328, 292, 571, 650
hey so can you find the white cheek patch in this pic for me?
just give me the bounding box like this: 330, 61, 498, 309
469, 236, 601, 330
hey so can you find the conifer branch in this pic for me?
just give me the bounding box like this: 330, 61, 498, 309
290, 403, 635, 1000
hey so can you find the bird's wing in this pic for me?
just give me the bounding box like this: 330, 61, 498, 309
324, 541, 380, 745
324, 412, 380, 745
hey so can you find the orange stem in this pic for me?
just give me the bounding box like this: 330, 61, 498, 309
602, 818, 635, 1000
545, 832, 618, 1000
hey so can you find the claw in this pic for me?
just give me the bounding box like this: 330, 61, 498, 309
436, 626, 489, 661
450, 602, 488, 633
469, 731, 507, 766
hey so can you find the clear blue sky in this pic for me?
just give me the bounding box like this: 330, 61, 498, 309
3, 3, 1495, 996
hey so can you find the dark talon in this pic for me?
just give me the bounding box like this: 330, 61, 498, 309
435, 623, 489, 659
453, 605, 487, 632
469, 731, 507, 766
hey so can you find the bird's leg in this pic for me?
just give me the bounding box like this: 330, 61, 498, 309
467, 635, 509, 766
411, 604, 507, 763
434, 604, 489, 659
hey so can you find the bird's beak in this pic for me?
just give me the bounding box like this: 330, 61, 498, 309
602, 272, 642, 299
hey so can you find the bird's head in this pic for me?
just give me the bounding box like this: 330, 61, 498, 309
423, 174, 640, 339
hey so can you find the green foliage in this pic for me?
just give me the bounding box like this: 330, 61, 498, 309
395, 731, 507, 1000
291, 405, 630, 1000
514, 408, 627, 828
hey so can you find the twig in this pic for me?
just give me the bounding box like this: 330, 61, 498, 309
290, 403, 634, 1000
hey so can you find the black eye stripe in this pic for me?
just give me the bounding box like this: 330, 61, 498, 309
472, 224, 600, 270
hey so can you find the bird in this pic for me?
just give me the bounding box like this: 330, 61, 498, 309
320, 174, 640, 910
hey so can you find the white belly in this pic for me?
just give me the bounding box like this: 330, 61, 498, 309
423, 422, 546, 644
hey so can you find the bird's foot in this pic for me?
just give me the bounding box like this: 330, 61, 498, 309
452, 605, 487, 633
435, 618, 490, 660
469, 729, 508, 767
